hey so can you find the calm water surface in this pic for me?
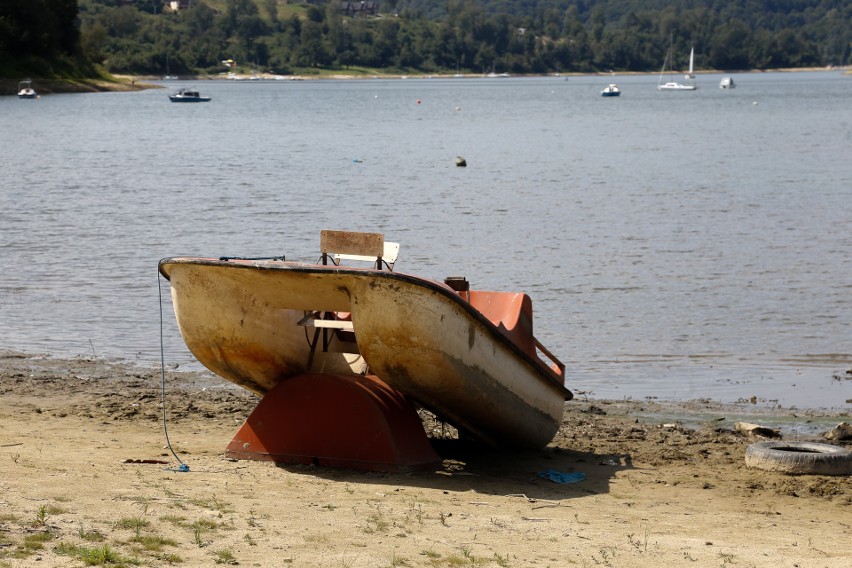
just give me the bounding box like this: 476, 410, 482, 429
2, 71, 851, 408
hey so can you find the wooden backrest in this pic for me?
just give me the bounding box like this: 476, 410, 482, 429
320, 230, 399, 270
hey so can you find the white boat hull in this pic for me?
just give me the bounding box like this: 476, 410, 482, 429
658, 82, 696, 91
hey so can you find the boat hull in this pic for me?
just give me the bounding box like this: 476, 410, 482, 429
169, 96, 211, 102
658, 82, 696, 91
159, 258, 571, 448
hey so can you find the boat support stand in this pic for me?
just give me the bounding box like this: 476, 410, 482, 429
225, 373, 441, 472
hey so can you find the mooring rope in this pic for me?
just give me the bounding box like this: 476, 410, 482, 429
157, 267, 189, 472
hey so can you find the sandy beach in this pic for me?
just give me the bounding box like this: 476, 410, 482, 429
1, 350, 849, 567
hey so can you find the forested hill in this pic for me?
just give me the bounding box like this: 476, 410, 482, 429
3, 0, 850, 81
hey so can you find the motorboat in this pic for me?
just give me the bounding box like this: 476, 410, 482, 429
159, 231, 571, 470
601, 83, 621, 97
720, 76, 736, 89
17, 79, 37, 99
168, 88, 211, 102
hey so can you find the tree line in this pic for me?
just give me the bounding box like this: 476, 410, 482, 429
2, 0, 849, 79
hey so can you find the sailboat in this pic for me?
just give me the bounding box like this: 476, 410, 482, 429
684, 47, 695, 79
657, 40, 696, 91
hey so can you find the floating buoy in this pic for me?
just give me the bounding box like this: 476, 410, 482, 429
416, 99, 422, 104
455, 157, 466, 167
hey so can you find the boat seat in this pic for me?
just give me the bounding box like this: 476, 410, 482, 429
297, 311, 353, 331
320, 229, 399, 271
468, 290, 565, 380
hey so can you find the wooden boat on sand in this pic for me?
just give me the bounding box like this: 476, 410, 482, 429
159, 231, 571, 470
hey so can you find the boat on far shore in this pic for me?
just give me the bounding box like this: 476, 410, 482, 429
601, 83, 621, 97
17, 79, 37, 99
168, 88, 211, 102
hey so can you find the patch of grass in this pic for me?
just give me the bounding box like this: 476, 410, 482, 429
160, 515, 189, 527
22, 531, 54, 551
191, 519, 218, 531
78, 523, 106, 542
129, 534, 178, 552
32, 505, 51, 527
191, 519, 218, 547
56, 542, 141, 566
388, 549, 410, 566
213, 549, 238, 565
45, 504, 67, 515
364, 511, 390, 534
432, 554, 469, 566
189, 495, 234, 515
116, 517, 150, 537
155, 552, 183, 563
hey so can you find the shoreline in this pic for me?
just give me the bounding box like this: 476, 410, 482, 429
1, 350, 850, 566
4, 349, 850, 432
3, 66, 847, 95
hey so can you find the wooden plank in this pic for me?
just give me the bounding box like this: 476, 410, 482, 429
320, 230, 384, 258
308, 319, 354, 330
297, 312, 355, 330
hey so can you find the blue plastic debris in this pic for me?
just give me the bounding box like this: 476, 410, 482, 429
537, 468, 585, 484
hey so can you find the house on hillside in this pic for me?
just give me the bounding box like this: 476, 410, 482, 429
168, 1, 192, 12
341, 1, 380, 17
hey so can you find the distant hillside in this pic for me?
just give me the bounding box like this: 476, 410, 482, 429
3, 0, 849, 82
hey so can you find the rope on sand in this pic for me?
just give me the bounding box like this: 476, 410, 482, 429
158, 267, 189, 473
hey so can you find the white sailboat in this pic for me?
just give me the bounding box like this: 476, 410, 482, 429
684, 47, 695, 79
657, 40, 696, 91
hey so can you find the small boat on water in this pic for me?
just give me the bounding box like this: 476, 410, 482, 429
601, 83, 621, 97
720, 76, 736, 89
684, 47, 696, 79
657, 38, 697, 91
168, 88, 211, 102
159, 231, 571, 470
17, 79, 37, 99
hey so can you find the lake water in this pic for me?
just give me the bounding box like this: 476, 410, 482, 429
2, 71, 851, 409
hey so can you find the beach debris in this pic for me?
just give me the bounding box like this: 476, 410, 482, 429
537, 469, 585, 484
745, 441, 852, 476
123, 459, 169, 464
585, 405, 606, 415
823, 422, 852, 441
735, 421, 781, 439
831, 369, 852, 381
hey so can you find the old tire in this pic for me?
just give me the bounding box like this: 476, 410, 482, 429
745, 441, 852, 476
